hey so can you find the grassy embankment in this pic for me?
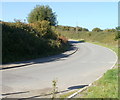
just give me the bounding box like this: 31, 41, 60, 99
79, 68, 119, 98
58, 30, 119, 98
2, 22, 70, 64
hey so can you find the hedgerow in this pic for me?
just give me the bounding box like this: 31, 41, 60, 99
2, 21, 69, 64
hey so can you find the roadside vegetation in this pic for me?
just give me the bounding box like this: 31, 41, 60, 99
59, 90, 77, 98
2, 5, 69, 64
56, 28, 118, 45
2, 21, 69, 64
79, 68, 119, 98
59, 66, 118, 99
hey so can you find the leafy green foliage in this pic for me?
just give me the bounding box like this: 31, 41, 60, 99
82, 28, 89, 31
116, 26, 120, 30
2, 22, 69, 64
31, 20, 57, 39
114, 27, 120, 40
27, 5, 57, 26
115, 31, 120, 40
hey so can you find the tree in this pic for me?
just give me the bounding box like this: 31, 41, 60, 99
116, 26, 120, 31
27, 5, 57, 26
92, 27, 102, 32
82, 28, 89, 31
77, 27, 82, 31
115, 27, 120, 40
103, 29, 116, 32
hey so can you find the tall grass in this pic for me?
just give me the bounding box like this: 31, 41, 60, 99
79, 68, 118, 98
57, 30, 118, 46
58, 30, 119, 57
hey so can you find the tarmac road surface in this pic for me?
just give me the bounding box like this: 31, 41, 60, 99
1, 41, 117, 98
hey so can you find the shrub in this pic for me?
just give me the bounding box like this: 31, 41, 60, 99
78, 27, 82, 31
31, 20, 58, 39
58, 36, 68, 44
82, 28, 89, 31
3, 21, 37, 36
115, 31, 120, 40
104, 29, 116, 32
2, 22, 51, 63
2, 22, 69, 63
114, 27, 120, 40
92, 27, 102, 32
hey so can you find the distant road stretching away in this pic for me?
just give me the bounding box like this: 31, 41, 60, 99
2, 41, 117, 98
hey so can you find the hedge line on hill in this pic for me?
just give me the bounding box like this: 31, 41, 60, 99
2, 21, 69, 64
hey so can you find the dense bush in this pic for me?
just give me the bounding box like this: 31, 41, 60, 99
55, 25, 89, 32
82, 28, 89, 31
3, 21, 38, 36
31, 20, 57, 39
2, 22, 69, 64
115, 31, 120, 40
58, 36, 68, 44
77, 27, 82, 31
92, 27, 102, 32
114, 27, 120, 40
103, 29, 116, 32
77, 27, 89, 32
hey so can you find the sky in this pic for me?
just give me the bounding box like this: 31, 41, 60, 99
1, 2, 118, 30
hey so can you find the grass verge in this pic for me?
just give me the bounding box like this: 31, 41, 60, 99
79, 68, 118, 98
59, 90, 77, 98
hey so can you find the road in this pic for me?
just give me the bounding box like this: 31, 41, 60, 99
1, 41, 117, 98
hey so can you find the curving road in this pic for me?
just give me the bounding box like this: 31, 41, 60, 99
1, 41, 117, 98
